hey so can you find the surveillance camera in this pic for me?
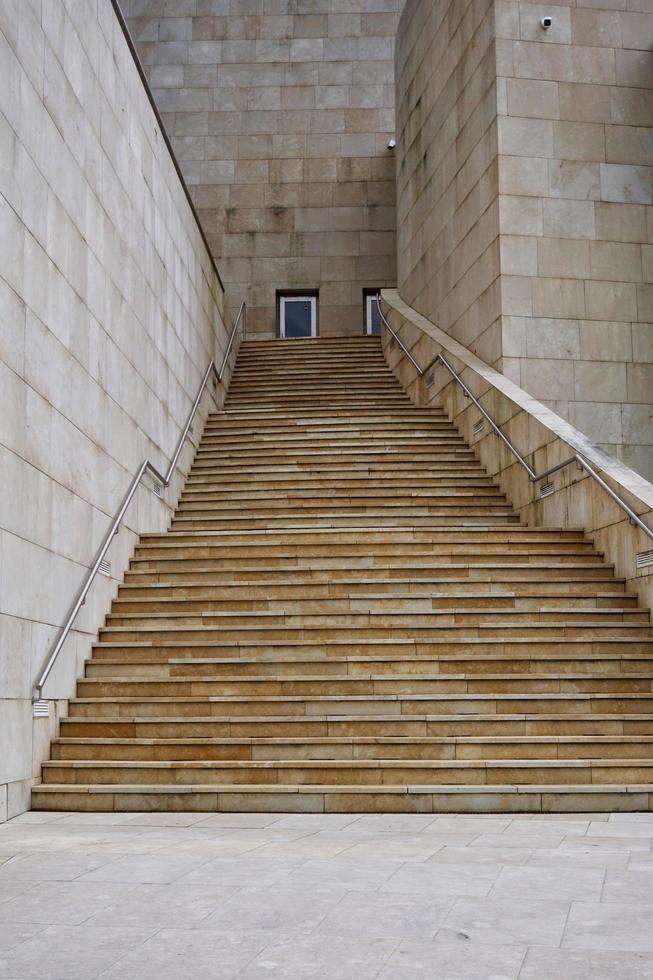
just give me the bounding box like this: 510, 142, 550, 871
387, 139, 396, 150
540, 15, 552, 28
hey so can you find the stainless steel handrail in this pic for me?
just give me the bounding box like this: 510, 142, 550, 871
376, 296, 653, 542
33, 302, 246, 700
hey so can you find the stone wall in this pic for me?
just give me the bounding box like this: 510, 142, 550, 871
395, 0, 502, 367
495, 0, 653, 480
0, 0, 227, 820
396, 0, 652, 481
121, 0, 401, 337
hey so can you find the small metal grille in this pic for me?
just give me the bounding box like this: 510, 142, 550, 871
32, 700, 49, 718
636, 550, 653, 569
152, 482, 162, 497
98, 559, 111, 576
472, 418, 485, 434
539, 482, 555, 498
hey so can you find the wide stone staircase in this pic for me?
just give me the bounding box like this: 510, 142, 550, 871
33, 337, 653, 813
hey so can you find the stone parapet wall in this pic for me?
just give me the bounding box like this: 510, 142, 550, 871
381, 288, 653, 615
0, 0, 227, 820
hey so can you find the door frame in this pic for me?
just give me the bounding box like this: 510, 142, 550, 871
277, 292, 319, 339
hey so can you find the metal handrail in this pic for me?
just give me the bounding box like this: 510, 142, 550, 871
376, 296, 653, 542
33, 302, 246, 700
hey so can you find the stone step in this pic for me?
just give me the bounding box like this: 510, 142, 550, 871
90, 638, 653, 661
66, 691, 653, 719
111, 594, 640, 613
97, 624, 651, 644
30, 782, 653, 814
132, 537, 596, 556
168, 516, 520, 530
118, 580, 630, 599
200, 429, 454, 444
39, 757, 653, 787
137, 528, 585, 545
191, 449, 478, 465
225, 396, 412, 407
179, 484, 505, 499
30, 781, 653, 813
75, 674, 653, 699
50, 734, 653, 762
126, 561, 618, 580
185, 467, 490, 481
103, 608, 649, 628
85, 650, 653, 676
57, 713, 653, 739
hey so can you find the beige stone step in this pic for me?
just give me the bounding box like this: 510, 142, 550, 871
30, 782, 653, 814
85, 649, 653, 676
137, 528, 586, 546
127, 562, 618, 582
98, 623, 651, 645
169, 517, 520, 531
116, 573, 638, 609
225, 397, 412, 408
76, 674, 653, 700
187, 466, 489, 481
50, 734, 653, 762
57, 712, 653, 739
111, 594, 640, 614
90, 638, 653, 663
66, 691, 653, 720
103, 608, 649, 629
39, 756, 653, 788
199, 430, 455, 447
180, 483, 502, 499
133, 537, 595, 557
124, 569, 622, 589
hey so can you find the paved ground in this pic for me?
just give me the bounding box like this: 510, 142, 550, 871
1, 811, 653, 978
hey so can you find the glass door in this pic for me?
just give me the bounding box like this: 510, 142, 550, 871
279, 295, 318, 338
365, 291, 382, 335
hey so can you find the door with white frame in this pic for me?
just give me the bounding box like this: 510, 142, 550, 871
364, 290, 382, 335
279, 294, 318, 338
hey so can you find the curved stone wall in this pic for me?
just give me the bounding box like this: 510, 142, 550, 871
395, 0, 501, 366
